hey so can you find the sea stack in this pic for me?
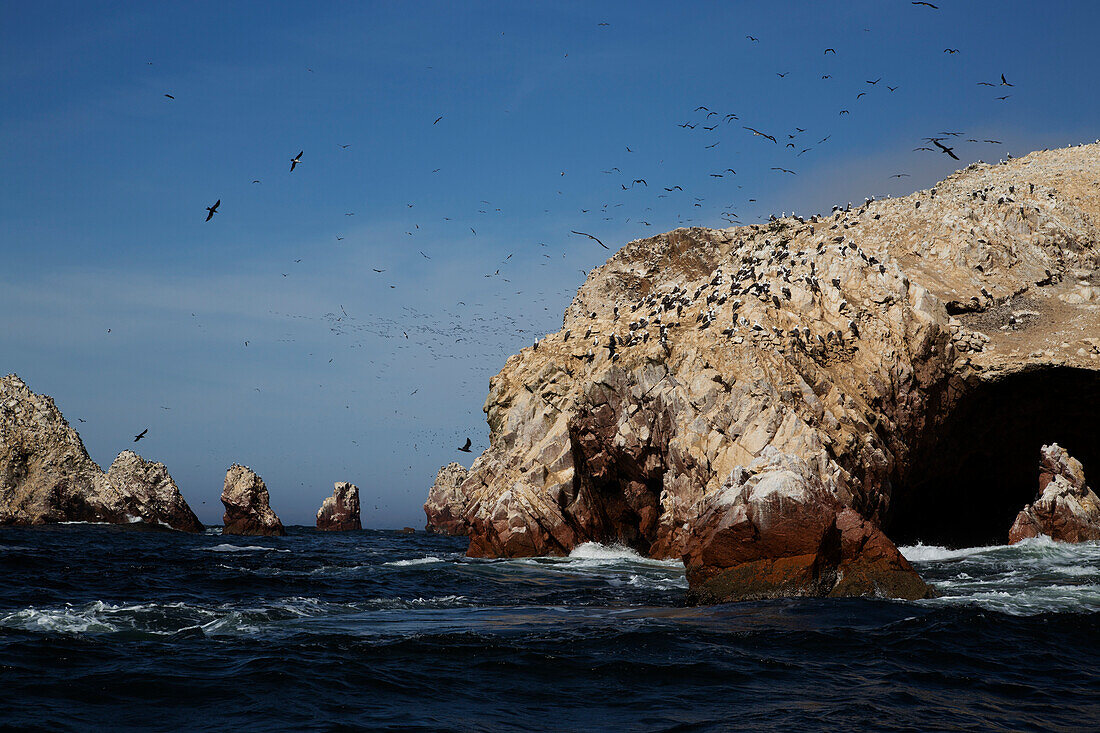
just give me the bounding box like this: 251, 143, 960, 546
423, 143, 1100, 603
423, 462, 471, 535
0, 374, 202, 531
1009, 444, 1100, 544
316, 481, 361, 531
221, 464, 286, 536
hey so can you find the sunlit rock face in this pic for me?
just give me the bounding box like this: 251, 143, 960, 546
222, 464, 285, 537
1009, 444, 1100, 544
426, 143, 1100, 602
0, 374, 202, 532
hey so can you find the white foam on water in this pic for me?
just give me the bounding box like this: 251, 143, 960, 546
385, 556, 444, 566
201, 544, 289, 553
903, 537, 1100, 615
566, 542, 683, 568
898, 542, 1004, 562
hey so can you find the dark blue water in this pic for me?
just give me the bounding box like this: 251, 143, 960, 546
1, 526, 1097, 731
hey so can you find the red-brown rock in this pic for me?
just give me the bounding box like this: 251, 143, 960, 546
316, 481, 361, 531
683, 449, 931, 603
1009, 444, 1100, 543
222, 464, 286, 536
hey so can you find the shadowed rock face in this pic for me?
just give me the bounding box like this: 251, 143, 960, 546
424, 463, 471, 535
1009, 444, 1100, 543
425, 143, 1100, 602
0, 375, 202, 531
222, 465, 285, 536
316, 481, 361, 531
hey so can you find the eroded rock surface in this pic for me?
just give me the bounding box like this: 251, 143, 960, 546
222, 464, 285, 536
424, 462, 472, 535
316, 481, 361, 531
0, 374, 202, 531
1009, 444, 1100, 543
425, 144, 1100, 602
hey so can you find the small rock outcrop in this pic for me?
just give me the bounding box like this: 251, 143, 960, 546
424, 143, 1100, 603
424, 462, 471, 535
316, 481, 361, 531
222, 464, 285, 536
0, 374, 202, 531
1009, 444, 1100, 543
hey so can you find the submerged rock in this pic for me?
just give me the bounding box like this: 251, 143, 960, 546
424, 143, 1100, 602
221, 464, 285, 536
1009, 444, 1100, 543
0, 374, 202, 531
316, 481, 361, 531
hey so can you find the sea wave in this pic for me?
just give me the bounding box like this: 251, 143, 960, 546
201, 544, 290, 553
385, 556, 445, 566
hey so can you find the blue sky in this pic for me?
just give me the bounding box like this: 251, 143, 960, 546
2, 1, 1097, 527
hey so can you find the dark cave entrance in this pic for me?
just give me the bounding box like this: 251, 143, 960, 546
887, 367, 1100, 548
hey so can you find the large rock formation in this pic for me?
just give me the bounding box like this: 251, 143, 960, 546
0, 374, 202, 531
1009, 444, 1100, 543
424, 462, 471, 535
221, 464, 286, 536
316, 481, 361, 531
425, 143, 1100, 602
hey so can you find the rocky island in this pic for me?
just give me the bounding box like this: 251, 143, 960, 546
426, 143, 1100, 602
316, 481, 362, 531
0, 374, 203, 531
222, 464, 286, 536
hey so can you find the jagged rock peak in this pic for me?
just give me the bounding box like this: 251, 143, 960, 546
0, 374, 201, 531
222, 464, 286, 536
1009, 444, 1100, 543
316, 481, 361, 531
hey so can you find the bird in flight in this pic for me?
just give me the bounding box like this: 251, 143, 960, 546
433, 115, 444, 124
824, 48, 836, 55
995, 95, 1011, 101
205, 200, 220, 222
890, 173, 910, 178
944, 48, 959, 54
339, 144, 351, 149
977, 81, 996, 86
887, 85, 899, 92
164, 94, 174, 99
746, 36, 758, 42
771, 167, 796, 175
571, 230, 608, 249
743, 126, 777, 143
866, 78, 881, 85
290, 151, 303, 172
458, 438, 472, 453
1001, 74, 1013, 86
632, 179, 647, 187
931, 138, 959, 160
911, 1, 938, 7
133, 428, 148, 443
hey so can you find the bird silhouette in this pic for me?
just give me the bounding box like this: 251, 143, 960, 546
290, 151, 303, 171
205, 200, 220, 221
458, 438, 472, 452
134, 429, 148, 443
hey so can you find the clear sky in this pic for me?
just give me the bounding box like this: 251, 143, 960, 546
2, 1, 1097, 527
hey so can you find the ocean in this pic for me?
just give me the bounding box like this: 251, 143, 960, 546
1, 526, 1097, 731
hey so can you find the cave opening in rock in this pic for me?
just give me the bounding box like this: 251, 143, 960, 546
887, 367, 1100, 548
566, 405, 670, 557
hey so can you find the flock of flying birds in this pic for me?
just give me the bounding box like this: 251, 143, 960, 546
125, 4, 1026, 485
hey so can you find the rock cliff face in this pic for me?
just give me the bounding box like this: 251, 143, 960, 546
425, 143, 1100, 602
0, 374, 202, 531
1009, 444, 1100, 543
316, 481, 361, 531
222, 464, 286, 536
